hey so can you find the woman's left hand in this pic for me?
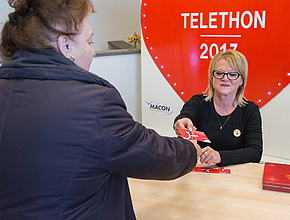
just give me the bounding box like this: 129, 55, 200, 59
200, 146, 221, 165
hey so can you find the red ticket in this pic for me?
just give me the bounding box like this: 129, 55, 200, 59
192, 167, 231, 174
177, 128, 211, 143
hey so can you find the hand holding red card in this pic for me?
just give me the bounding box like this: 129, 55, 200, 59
177, 128, 211, 143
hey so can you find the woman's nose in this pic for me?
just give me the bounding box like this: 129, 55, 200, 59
221, 73, 228, 80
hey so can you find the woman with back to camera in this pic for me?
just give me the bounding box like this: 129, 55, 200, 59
174, 50, 263, 167
0, 0, 202, 219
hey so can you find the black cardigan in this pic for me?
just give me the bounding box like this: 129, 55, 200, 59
174, 94, 263, 166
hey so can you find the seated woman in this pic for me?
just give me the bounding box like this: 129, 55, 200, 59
174, 50, 263, 166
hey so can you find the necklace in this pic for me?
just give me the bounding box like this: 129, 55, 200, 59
215, 112, 232, 130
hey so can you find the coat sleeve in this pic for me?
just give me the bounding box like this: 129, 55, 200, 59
97, 88, 198, 180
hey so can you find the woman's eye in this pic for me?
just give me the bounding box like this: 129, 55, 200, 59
229, 73, 237, 77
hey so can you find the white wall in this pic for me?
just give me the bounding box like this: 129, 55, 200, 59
0, 1, 13, 29
89, 0, 141, 51
0, 0, 141, 51
90, 54, 141, 123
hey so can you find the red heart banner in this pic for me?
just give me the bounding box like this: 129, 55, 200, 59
141, 0, 290, 108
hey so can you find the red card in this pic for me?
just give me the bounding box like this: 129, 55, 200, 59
192, 167, 231, 174
177, 128, 211, 143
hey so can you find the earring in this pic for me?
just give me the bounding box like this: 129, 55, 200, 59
69, 55, 75, 62
67, 55, 75, 62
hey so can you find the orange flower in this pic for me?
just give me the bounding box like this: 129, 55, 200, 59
128, 32, 141, 43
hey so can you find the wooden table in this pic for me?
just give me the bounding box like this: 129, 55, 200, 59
128, 163, 290, 220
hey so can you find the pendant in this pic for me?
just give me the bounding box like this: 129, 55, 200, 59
220, 126, 223, 130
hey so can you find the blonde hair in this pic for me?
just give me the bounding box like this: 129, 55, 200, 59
204, 50, 248, 107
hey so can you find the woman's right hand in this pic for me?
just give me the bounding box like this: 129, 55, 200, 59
174, 118, 195, 137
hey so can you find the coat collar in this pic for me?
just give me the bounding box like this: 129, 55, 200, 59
0, 49, 113, 88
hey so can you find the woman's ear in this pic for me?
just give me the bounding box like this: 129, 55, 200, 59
57, 35, 70, 56
239, 80, 243, 86
57, 35, 75, 62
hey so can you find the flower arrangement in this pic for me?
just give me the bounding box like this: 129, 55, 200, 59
128, 32, 141, 50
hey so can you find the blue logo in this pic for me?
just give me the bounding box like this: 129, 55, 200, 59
145, 101, 174, 115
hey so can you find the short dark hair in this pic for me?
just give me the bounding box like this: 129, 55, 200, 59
0, 0, 95, 61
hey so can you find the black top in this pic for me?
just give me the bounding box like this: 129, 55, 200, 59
174, 94, 263, 166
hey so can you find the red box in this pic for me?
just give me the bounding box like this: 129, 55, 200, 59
262, 162, 290, 193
